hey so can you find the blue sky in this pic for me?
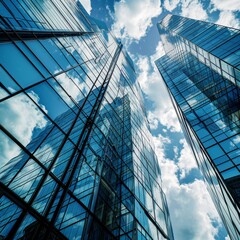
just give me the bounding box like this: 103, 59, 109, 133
81, 0, 240, 239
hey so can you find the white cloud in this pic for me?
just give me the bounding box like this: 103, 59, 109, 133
167, 180, 221, 240
112, 0, 162, 41
180, 0, 208, 20
216, 11, 240, 28
210, 0, 240, 28
152, 134, 223, 240
178, 138, 197, 179
0, 90, 48, 166
163, 0, 239, 29
137, 41, 181, 132
148, 111, 159, 130
211, 0, 240, 11
79, 0, 92, 14
163, 0, 208, 20
164, 0, 180, 11
152, 134, 177, 189
173, 145, 179, 158
150, 40, 165, 62
162, 128, 167, 133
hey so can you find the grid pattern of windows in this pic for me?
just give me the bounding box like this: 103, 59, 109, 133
0, 1, 174, 240
156, 14, 240, 240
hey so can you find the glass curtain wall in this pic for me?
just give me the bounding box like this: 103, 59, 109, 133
0, 1, 173, 239
156, 14, 240, 240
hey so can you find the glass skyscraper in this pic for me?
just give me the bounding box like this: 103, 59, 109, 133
0, 1, 173, 240
156, 14, 240, 240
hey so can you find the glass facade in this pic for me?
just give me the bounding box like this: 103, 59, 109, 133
156, 14, 240, 240
0, 1, 173, 240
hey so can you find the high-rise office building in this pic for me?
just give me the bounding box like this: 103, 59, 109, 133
0, 1, 173, 240
156, 14, 240, 239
